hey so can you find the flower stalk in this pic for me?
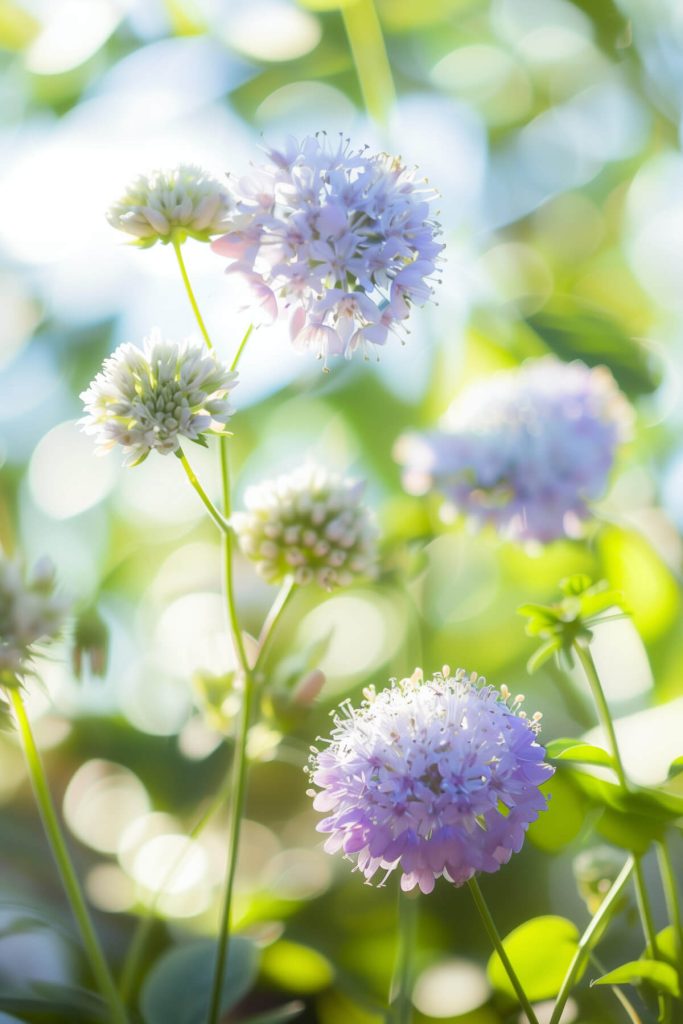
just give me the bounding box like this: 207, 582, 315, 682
7, 687, 128, 1024
467, 877, 540, 1024
388, 889, 418, 1024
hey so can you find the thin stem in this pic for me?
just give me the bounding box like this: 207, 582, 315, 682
256, 577, 296, 668
119, 770, 234, 1003
633, 857, 668, 1024
230, 324, 254, 373
7, 687, 127, 1024
177, 449, 231, 535
467, 877, 540, 1024
589, 953, 643, 1024
388, 888, 418, 1024
657, 836, 683, 962
173, 239, 213, 349
573, 643, 629, 790
206, 662, 254, 1024
342, 0, 395, 126
573, 643, 669, 1021
549, 856, 634, 1024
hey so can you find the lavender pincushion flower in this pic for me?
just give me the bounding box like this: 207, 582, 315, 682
308, 668, 552, 895
211, 134, 443, 365
396, 357, 633, 543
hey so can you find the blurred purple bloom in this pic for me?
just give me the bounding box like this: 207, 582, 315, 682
212, 134, 443, 366
308, 668, 552, 894
396, 357, 633, 543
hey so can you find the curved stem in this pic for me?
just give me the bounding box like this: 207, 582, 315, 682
573, 642, 669, 1021
7, 687, 127, 1024
549, 856, 634, 1024
118, 770, 234, 1003
573, 643, 628, 789
388, 888, 418, 1024
467, 877, 540, 1024
173, 239, 213, 349
177, 449, 231, 534
589, 953, 643, 1024
657, 836, 683, 962
206, 661, 254, 1024
230, 324, 254, 373
256, 577, 296, 668
341, 0, 395, 126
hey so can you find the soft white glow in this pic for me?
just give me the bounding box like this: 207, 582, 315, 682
297, 593, 403, 690
586, 697, 683, 786
226, 1, 321, 62
63, 759, 150, 854
412, 959, 490, 1017
153, 592, 235, 678
583, 615, 654, 703
26, 0, 126, 75
29, 420, 118, 519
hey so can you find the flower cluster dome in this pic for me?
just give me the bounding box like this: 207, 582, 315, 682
233, 464, 378, 590
396, 357, 633, 543
80, 329, 238, 466
107, 165, 234, 246
308, 668, 552, 894
211, 134, 443, 364
0, 556, 69, 680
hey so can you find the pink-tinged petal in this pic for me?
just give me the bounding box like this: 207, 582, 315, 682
289, 305, 307, 343
211, 233, 253, 259
292, 322, 344, 360
223, 265, 278, 324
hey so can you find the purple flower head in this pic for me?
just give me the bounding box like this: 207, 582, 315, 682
308, 668, 552, 894
212, 134, 443, 367
395, 357, 633, 543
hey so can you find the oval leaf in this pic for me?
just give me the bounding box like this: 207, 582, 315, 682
487, 916, 581, 1004
546, 740, 616, 770
141, 937, 259, 1024
592, 959, 681, 997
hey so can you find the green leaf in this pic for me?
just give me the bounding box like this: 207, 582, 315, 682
546, 740, 616, 770
592, 959, 681, 997
141, 937, 259, 1024
526, 638, 561, 674
527, 773, 588, 852
0, 992, 108, 1021
487, 916, 581, 1004
261, 941, 334, 994
668, 757, 683, 780
652, 926, 680, 967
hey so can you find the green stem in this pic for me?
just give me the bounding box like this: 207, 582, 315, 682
467, 877, 540, 1024
633, 856, 669, 1024
256, 577, 295, 667
230, 324, 254, 373
573, 642, 669, 1022
7, 687, 127, 1024
341, 0, 395, 126
177, 449, 231, 535
173, 239, 213, 349
206, 656, 254, 1024
118, 770, 234, 1003
589, 953, 643, 1024
573, 642, 629, 790
657, 836, 683, 962
549, 856, 634, 1024
388, 888, 418, 1024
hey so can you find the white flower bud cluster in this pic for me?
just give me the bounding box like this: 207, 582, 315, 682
233, 465, 378, 590
80, 329, 238, 466
0, 556, 69, 679
107, 164, 234, 246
